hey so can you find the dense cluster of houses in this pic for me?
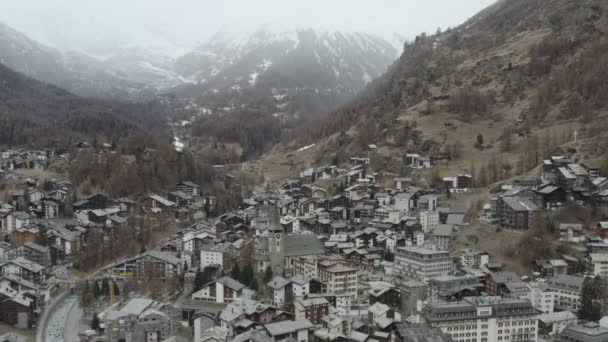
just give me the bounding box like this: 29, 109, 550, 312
0, 163, 215, 328
4, 147, 608, 342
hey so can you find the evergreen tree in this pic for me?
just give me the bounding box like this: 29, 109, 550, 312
140, 245, 147, 254
384, 250, 395, 262
91, 312, 100, 331
231, 263, 241, 281
112, 280, 120, 296
249, 278, 258, 291
101, 278, 110, 297
242, 264, 254, 285
92, 280, 100, 298
194, 266, 205, 291
263, 265, 274, 283
183, 261, 189, 271
578, 276, 603, 321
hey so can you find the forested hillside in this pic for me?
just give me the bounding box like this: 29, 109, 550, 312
0, 63, 166, 146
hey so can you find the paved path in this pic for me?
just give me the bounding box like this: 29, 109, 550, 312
43, 296, 79, 342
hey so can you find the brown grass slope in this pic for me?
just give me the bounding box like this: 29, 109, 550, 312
270, 0, 608, 180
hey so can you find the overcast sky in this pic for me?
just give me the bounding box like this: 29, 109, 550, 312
0, 0, 496, 57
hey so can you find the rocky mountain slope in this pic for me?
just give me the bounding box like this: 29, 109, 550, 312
266, 0, 608, 181
0, 22, 160, 101
172, 27, 399, 119
0, 22, 401, 114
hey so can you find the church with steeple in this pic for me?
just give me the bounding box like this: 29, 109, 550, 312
254, 206, 324, 275
268, 206, 286, 275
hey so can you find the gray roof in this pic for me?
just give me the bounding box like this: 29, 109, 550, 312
491, 271, 521, 284
502, 196, 539, 212
23, 241, 49, 253
446, 214, 465, 225
560, 322, 608, 342
213, 276, 246, 291
264, 319, 313, 336
231, 330, 274, 342
220, 299, 270, 323
106, 297, 154, 320
267, 276, 291, 290
547, 274, 584, 292
285, 234, 324, 257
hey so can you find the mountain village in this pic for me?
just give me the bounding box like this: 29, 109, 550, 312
1, 143, 608, 342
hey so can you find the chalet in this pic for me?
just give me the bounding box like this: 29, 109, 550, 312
374, 205, 400, 223
27, 189, 44, 204
177, 181, 201, 197
168, 191, 193, 207
46, 225, 81, 255
0, 257, 45, 284
12, 226, 40, 247
332, 194, 349, 208
485, 271, 521, 296
219, 300, 277, 337
73, 193, 108, 211
88, 208, 121, 225
113, 197, 137, 213
368, 282, 401, 309
192, 276, 246, 303
0, 286, 32, 327
559, 223, 585, 243
42, 198, 60, 219
264, 319, 313, 342
293, 297, 330, 325
405, 154, 431, 169
443, 174, 473, 193
535, 184, 567, 210
1, 212, 31, 233
102, 250, 181, 280
143, 194, 176, 219
6, 242, 50, 267
513, 175, 542, 190
393, 177, 413, 191
500, 196, 539, 230
7, 190, 26, 210
582, 161, 600, 179
598, 222, 608, 239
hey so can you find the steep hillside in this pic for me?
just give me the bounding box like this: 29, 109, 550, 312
173, 27, 399, 119
266, 0, 608, 182
0, 63, 165, 146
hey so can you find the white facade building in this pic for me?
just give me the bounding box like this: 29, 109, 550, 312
395, 246, 453, 280
424, 297, 539, 342
420, 211, 439, 233
527, 281, 555, 314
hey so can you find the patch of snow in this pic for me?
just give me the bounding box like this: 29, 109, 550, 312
297, 144, 316, 152
249, 72, 259, 86
174, 136, 184, 152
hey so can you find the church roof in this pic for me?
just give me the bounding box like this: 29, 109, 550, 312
285, 234, 324, 257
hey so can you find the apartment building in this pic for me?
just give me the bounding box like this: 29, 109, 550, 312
422, 297, 539, 342
395, 246, 454, 280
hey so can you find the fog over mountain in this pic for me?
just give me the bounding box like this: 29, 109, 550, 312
1, 0, 496, 58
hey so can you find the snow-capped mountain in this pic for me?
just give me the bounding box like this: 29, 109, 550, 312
172, 27, 399, 117
0, 22, 401, 113
0, 22, 158, 101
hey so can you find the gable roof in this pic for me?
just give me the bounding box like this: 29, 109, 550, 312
265, 319, 313, 336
